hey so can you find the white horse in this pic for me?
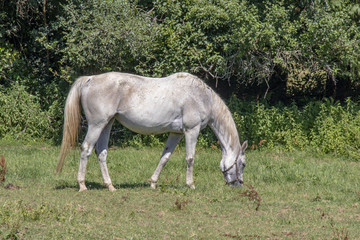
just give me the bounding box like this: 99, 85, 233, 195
56, 72, 248, 191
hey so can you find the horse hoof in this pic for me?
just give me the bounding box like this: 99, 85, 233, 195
108, 185, 116, 192
188, 184, 196, 189
150, 182, 157, 189
79, 187, 88, 192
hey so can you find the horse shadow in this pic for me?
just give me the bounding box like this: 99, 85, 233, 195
54, 181, 149, 191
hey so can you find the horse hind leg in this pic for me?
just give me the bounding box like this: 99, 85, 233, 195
95, 119, 116, 192
150, 133, 183, 189
78, 122, 108, 192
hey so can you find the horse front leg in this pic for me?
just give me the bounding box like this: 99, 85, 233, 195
150, 133, 183, 189
184, 126, 200, 189
97, 149, 116, 192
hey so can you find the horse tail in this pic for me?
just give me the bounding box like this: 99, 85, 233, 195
56, 77, 88, 174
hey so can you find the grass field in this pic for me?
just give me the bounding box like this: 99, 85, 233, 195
0, 141, 359, 239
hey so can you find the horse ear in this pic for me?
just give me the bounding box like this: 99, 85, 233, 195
242, 140, 248, 151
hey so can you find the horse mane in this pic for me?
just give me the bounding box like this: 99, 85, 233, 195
173, 72, 240, 150
167, 72, 241, 150
210, 91, 240, 151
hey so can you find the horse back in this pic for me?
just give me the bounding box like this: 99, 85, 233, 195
80, 72, 214, 133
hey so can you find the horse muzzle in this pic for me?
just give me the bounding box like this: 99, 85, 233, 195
228, 179, 244, 187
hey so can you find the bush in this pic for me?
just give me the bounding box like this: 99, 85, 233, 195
228, 97, 360, 160
229, 96, 308, 151
310, 99, 360, 160
0, 84, 55, 142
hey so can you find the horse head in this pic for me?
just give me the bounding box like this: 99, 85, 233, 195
222, 140, 248, 187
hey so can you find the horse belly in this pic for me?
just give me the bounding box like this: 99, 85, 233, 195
115, 109, 184, 135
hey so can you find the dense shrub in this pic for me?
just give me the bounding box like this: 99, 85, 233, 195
309, 99, 360, 159
0, 84, 55, 142
228, 97, 360, 160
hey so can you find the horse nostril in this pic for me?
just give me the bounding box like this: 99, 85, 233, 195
239, 180, 244, 184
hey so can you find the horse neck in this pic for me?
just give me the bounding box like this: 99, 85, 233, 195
209, 94, 241, 158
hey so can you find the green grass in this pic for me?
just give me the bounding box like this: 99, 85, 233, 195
0, 142, 359, 239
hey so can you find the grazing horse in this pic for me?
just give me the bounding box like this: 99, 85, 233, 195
56, 72, 248, 191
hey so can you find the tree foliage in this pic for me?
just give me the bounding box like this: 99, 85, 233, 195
1, 0, 359, 96
57, 0, 159, 77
